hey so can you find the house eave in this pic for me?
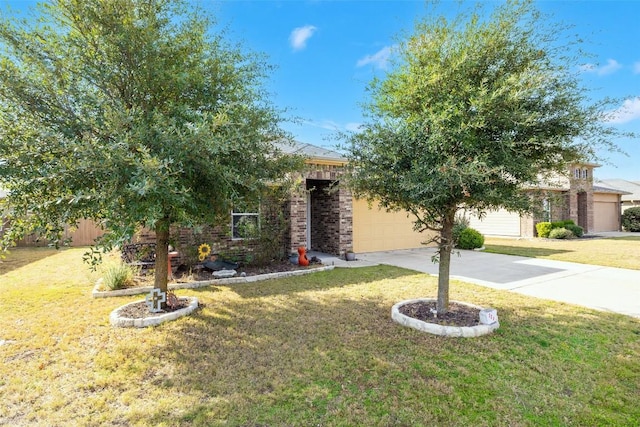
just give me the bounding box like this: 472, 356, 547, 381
305, 158, 348, 167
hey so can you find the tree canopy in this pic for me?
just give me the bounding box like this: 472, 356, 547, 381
343, 0, 626, 313
0, 0, 300, 292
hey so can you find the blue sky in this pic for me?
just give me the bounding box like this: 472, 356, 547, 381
212, 0, 640, 180
3, 1, 639, 179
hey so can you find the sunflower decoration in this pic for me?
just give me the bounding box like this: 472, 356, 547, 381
198, 243, 211, 262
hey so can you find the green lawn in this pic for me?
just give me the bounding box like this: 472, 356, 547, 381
484, 236, 640, 270
1, 247, 639, 426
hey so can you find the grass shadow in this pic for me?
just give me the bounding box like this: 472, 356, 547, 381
5, 254, 638, 426
606, 236, 640, 241
484, 244, 572, 257
144, 272, 640, 426
0, 247, 68, 275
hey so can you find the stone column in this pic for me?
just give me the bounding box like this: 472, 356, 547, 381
338, 188, 353, 254
288, 191, 307, 253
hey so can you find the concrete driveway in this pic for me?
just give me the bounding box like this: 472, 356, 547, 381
345, 247, 640, 318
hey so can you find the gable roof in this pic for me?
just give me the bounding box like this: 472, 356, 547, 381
275, 140, 346, 163
597, 179, 640, 201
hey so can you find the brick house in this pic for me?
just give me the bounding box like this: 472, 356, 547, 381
129, 142, 356, 266
467, 163, 628, 237
596, 179, 640, 213
133, 141, 432, 264
10, 143, 627, 255
281, 141, 432, 255
280, 142, 353, 256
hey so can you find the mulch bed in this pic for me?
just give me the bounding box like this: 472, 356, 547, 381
399, 301, 480, 327
126, 260, 320, 286
116, 298, 191, 319
175, 260, 316, 282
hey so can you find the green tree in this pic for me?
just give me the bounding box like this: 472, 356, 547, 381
343, 0, 626, 314
0, 0, 300, 296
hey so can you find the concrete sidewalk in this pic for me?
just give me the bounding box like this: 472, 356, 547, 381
317, 247, 640, 318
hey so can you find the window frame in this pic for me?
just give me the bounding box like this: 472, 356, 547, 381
542, 198, 551, 222
231, 211, 260, 240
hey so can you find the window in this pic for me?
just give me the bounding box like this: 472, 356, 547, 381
582, 168, 588, 179
231, 212, 259, 239
542, 198, 551, 222
231, 200, 260, 240
574, 168, 580, 179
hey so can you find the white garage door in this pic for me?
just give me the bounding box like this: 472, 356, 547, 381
466, 208, 521, 237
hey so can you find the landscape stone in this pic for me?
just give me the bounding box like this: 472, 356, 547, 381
212, 269, 237, 278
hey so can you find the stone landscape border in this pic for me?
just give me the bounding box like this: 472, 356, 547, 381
391, 298, 500, 337
93, 265, 335, 298
110, 296, 199, 328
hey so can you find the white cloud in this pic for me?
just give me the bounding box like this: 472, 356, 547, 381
303, 120, 340, 131
289, 25, 317, 51
302, 120, 363, 133
580, 59, 622, 76
345, 122, 363, 132
604, 97, 640, 124
634, 61, 640, 74
356, 46, 393, 70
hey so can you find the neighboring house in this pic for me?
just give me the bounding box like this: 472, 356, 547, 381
596, 179, 640, 212
467, 164, 628, 237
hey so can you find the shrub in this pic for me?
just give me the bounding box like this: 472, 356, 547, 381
548, 227, 574, 239
565, 223, 584, 238
452, 215, 469, 246
536, 222, 553, 238
103, 263, 137, 290
538, 220, 583, 238
457, 227, 484, 249
622, 207, 640, 232
245, 211, 289, 266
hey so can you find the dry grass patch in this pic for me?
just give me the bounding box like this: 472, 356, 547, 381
1, 248, 639, 426
484, 236, 640, 269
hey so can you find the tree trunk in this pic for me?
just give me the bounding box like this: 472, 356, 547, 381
154, 219, 170, 304
436, 209, 456, 315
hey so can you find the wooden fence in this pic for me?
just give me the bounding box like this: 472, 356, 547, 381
15, 219, 104, 247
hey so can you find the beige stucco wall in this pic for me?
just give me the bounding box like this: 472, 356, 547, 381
352, 199, 434, 253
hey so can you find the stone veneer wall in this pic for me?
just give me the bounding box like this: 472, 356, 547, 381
131, 161, 354, 262
133, 223, 251, 268
286, 162, 353, 256
133, 195, 289, 268
567, 165, 595, 233
338, 185, 353, 252
309, 181, 340, 254
529, 165, 596, 236
286, 192, 307, 254
520, 214, 535, 238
